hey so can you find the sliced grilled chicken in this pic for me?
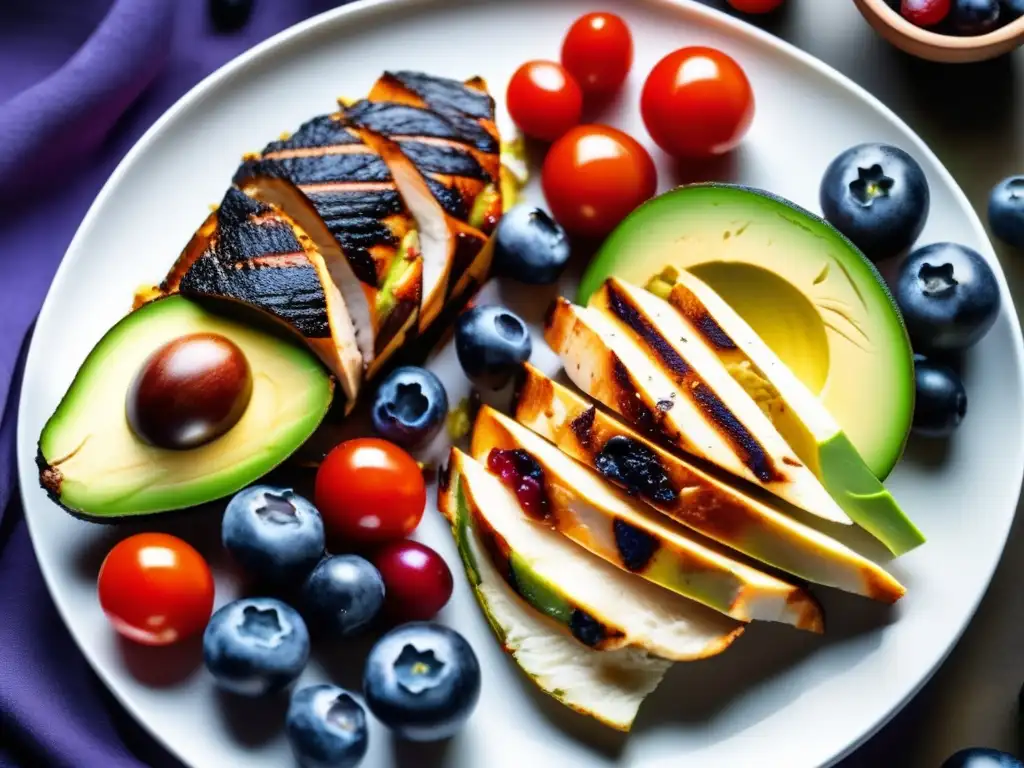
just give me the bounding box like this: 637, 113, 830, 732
156, 187, 362, 403
545, 292, 852, 526
438, 451, 671, 732
343, 85, 502, 231
513, 364, 905, 603
337, 103, 487, 336
233, 113, 422, 372
449, 449, 745, 660
471, 406, 825, 633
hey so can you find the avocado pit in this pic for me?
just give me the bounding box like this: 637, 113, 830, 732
126, 332, 253, 450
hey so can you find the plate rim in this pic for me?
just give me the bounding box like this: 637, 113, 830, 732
17, 0, 1024, 765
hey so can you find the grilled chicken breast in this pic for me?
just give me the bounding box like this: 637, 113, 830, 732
513, 364, 905, 603
545, 293, 852, 526
233, 113, 422, 373
472, 406, 825, 633
342, 71, 501, 332
155, 186, 362, 404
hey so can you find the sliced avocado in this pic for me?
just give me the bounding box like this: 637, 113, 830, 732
662, 270, 924, 556
375, 230, 421, 320
437, 451, 671, 732
471, 406, 824, 633
452, 449, 744, 660
578, 184, 914, 480
513, 364, 905, 602
37, 296, 333, 519
545, 291, 851, 527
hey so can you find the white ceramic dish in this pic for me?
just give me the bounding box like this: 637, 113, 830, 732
17, 0, 1024, 766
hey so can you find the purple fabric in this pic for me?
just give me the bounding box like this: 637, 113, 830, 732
0, 2, 351, 765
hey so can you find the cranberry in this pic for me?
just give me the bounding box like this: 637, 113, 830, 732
901, 0, 951, 26
372, 540, 453, 621
486, 449, 548, 518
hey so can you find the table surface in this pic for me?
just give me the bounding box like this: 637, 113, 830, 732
695, 1, 1024, 765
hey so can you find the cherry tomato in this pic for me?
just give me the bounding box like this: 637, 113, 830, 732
372, 540, 454, 621
561, 12, 633, 95
541, 124, 657, 238
901, 0, 951, 26
640, 47, 755, 159
97, 533, 214, 646
314, 438, 426, 546
506, 60, 583, 142
727, 0, 785, 12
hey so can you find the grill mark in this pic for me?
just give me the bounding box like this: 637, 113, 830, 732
610, 356, 659, 435
605, 284, 779, 484
397, 140, 488, 180
426, 177, 468, 220
303, 188, 403, 220
177, 191, 330, 338
345, 98, 497, 153
669, 287, 737, 350
235, 153, 392, 188
612, 519, 660, 572
569, 406, 596, 449
386, 70, 495, 120
569, 610, 621, 648
262, 114, 360, 151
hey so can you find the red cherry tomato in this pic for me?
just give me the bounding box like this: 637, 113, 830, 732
640, 47, 755, 159
506, 60, 583, 142
315, 438, 426, 546
541, 124, 657, 238
372, 540, 454, 621
97, 533, 214, 646
727, 0, 785, 12
561, 12, 633, 95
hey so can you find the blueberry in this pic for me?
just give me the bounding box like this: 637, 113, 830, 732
363, 622, 481, 741
222, 486, 325, 586
492, 205, 571, 285
989, 176, 1024, 248
912, 356, 967, 437
948, 0, 1001, 34
454, 305, 532, 390
819, 143, 930, 262
941, 748, 1023, 768
209, 0, 254, 33
371, 366, 448, 449
203, 597, 310, 697
301, 555, 385, 638
895, 242, 1001, 353
286, 684, 369, 768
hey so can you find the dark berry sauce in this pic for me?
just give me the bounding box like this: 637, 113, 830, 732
487, 449, 549, 519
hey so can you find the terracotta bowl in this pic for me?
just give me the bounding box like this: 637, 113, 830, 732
853, 0, 1024, 63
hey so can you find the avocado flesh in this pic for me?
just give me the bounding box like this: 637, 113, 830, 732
663, 270, 924, 556
471, 407, 824, 632
438, 451, 671, 732
578, 183, 914, 480
546, 292, 851, 527
513, 364, 905, 603
452, 449, 744, 660
37, 296, 333, 519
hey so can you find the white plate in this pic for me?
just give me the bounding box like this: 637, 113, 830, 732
17, 0, 1024, 766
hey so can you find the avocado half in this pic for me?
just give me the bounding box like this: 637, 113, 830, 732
578, 184, 914, 480
37, 295, 334, 520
